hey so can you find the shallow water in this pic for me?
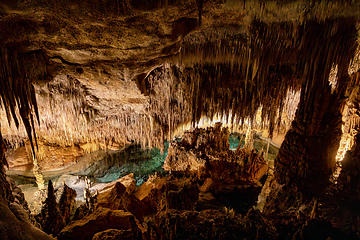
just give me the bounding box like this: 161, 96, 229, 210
92, 142, 169, 186
7, 132, 279, 207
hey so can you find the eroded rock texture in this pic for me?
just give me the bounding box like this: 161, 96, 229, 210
164, 123, 268, 186
57, 207, 142, 240
274, 18, 357, 197
1, 0, 360, 239
36, 180, 77, 236
92, 229, 134, 240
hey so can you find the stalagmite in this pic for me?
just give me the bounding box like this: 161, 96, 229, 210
0, 1, 360, 239
244, 126, 254, 151
32, 154, 45, 190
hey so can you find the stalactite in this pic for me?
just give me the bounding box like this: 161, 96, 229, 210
0, 42, 47, 203
0, 43, 47, 153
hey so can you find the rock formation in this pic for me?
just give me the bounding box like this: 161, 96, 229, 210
40, 180, 66, 235
164, 123, 268, 186
1, 0, 360, 239
57, 207, 142, 240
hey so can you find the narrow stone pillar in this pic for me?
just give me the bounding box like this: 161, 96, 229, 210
244, 126, 254, 151
32, 154, 45, 190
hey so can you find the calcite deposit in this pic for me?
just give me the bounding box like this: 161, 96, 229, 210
1, 0, 360, 239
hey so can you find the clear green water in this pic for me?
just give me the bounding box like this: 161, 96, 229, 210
9, 133, 278, 188
94, 133, 278, 186
95, 135, 243, 186
95, 142, 169, 186
229, 133, 244, 150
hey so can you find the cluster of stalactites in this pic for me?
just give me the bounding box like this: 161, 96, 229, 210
1, 18, 359, 153
167, 17, 358, 139
0, 41, 47, 202
1, 79, 164, 150
0, 42, 47, 163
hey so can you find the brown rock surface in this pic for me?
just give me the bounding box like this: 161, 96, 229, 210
164, 124, 269, 187
96, 173, 136, 194
96, 181, 146, 222
57, 207, 141, 240
40, 180, 66, 236
92, 229, 134, 240
160, 177, 199, 211
135, 174, 199, 215
147, 209, 243, 240
0, 201, 54, 240
58, 184, 77, 223
5, 141, 84, 172
0, 1, 359, 239
135, 173, 167, 215
163, 145, 206, 175
199, 178, 213, 192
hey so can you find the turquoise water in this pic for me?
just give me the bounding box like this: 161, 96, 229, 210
92, 133, 278, 186
94, 134, 244, 186
9, 133, 278, 191
95, 142, 169, 186
229, 133, 244, 150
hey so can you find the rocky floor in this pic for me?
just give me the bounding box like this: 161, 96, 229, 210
6, 129, 278, 213
2, 125, 360, 239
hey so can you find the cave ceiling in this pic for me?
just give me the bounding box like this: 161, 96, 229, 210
0, 0, 360, 149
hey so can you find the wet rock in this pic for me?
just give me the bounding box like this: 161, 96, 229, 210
92, 229, 134, 240
57, 207, 142, 240
6, 141, 84, 173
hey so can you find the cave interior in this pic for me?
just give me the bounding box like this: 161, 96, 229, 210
1, 0, 360, 239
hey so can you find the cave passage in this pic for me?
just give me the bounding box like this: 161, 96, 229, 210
7, 131, 279, 207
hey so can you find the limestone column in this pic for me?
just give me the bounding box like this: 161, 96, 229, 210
244, 126, 254, 151
32, 153, 45, 190
274, 19, 357, 197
